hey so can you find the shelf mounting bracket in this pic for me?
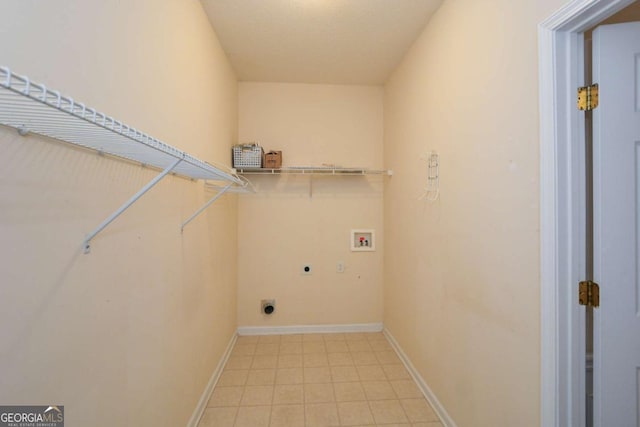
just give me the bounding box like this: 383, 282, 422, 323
181, 183, 233, 232
83, 157, 183, 254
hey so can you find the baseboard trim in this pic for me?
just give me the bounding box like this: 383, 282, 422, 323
383, 328, 457, 427
237, 322, 383, 336
187, 332, 238, 427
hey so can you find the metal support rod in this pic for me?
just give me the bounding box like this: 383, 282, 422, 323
83, 157, 183, 254
181, 183, 233, 232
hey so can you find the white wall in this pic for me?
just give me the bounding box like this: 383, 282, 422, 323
0, 1, 238, 425
237, 82, 384, 328
383, 0, 568, 425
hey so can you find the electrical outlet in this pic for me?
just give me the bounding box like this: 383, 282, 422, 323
337, 261, 345, 273
302, 264, 312, 275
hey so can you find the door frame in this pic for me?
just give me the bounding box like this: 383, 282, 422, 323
539, 0, 635, 426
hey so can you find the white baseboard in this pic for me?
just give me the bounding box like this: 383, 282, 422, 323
237, 322, 383, 336
187, 332, 238, 427
383, 328, 457, 427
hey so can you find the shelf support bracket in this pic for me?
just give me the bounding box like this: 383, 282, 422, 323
83, 157, 183, 254
181, 183, 233, 232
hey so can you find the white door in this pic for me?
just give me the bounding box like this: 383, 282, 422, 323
593, 21, 640, 427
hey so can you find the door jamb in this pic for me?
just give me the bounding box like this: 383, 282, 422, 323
539, 1, 635, 426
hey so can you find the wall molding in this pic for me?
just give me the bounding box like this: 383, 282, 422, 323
383, 328, 457, 427
186, 333, 238, 427
237, 322, 383, 336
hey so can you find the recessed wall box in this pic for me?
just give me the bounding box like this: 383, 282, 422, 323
351, 229, 375, 252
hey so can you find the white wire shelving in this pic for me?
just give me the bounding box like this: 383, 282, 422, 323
0, 66, 250, 253
233, 166, 392, 197
234, 166, 393, 176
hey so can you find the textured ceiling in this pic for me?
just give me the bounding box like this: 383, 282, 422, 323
200, 0, 443, 85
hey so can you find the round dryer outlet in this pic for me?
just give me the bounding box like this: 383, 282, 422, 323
261, 299, 275, 315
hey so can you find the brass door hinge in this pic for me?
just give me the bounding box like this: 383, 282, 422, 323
578, 84, 599, 111
579, 280, 600, 307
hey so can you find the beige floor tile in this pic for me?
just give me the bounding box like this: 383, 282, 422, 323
401, 398, 439, 423
304, 367, 332, 383
258, 335, 281, 344
218, 369, 248, 386
347, 340, 373, 352
197, 407, 237, 427
256, 343, 280, 355
236, 335, 259, 344
323, 333, 346, 341
252, 354, 278, 369
330, 366, 360, 382
210, 334, 437, 427
390, 379, 423, 398
333, 382, 367, 402
278, 354, 303, 368
328, 352, 354, 367
280, 334, 303, 343
345, 333, 368, 341
232, 343, 257, 356
351, 351, 379, 365
370, 339, 393, 351
302, 333, 324, 342
305, 402, 340, 427
304, 353, 329, 367
356, 364, 386, 381
383, 364, 411, 380
225, 355, 253, 370
337, 401, 375, 426
247, 369, 276, 385
279, 342, 303, 355
362, 380, 397, 400
240, 385, 274, 406
325, 340, 350, 353
275, 367, 304, 385
365, 332, 386, 341
273, 384, 304, 405
304, 383, 335, 403
369, 399, 409, 424
269, 404, 304, 427
235, 405, 271, 427
303, 341, 326, 354
376, 350, 401, 364
206, 386, 243, 407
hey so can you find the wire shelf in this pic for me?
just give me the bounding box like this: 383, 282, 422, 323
0, 66, 251, 252
235, 166, 393, 176
0, 66, 243, 184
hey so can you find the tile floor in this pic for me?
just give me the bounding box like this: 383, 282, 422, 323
197, 332, 443, 427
